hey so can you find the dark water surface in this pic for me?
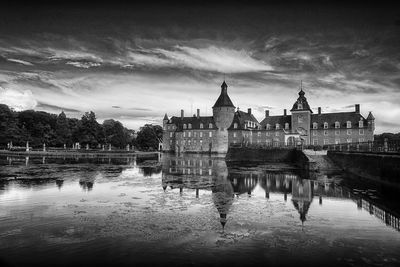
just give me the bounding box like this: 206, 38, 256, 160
0, 154, 399, 267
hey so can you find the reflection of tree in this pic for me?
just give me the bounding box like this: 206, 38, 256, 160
140, 165, 162, 177
55, 179, 64, 190
79, 172, 97, 191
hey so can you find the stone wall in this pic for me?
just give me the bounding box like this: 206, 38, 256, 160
327, 151, 400, 183
226, 147, 297, 163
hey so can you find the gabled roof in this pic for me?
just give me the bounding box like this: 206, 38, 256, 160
213, 81, 235, 108
167, 116, 217, 131
228, 110, 259, 130
311, 112, 366, 128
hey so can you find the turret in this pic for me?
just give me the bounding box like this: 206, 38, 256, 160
367, 111, 375, 131
212, 81, 235, 130
163, 113, 168, 128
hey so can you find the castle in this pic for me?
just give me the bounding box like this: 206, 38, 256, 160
162, 81, 375, 154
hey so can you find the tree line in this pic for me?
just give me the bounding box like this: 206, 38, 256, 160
0, 104, 163, 151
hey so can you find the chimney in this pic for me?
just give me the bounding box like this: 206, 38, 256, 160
181, 109, 184, 119
197, 109, 200, 118
284, 109, 287, 116
318, 107, 321, 115
355, 104, 360, 114
265, 110, 269, 118
248, 108, 252, 115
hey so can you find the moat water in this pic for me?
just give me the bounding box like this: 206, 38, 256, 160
0, 154, 399, 267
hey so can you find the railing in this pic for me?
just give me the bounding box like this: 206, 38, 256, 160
326, 139, 400, 154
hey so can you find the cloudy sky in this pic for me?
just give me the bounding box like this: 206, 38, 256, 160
0, 2, 399, 133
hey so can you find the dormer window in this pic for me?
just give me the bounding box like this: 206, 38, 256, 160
234, 123, 238, 129
188, 123, 192, 129
359, 120, 363, 128
209, 123, 213, 128
298, 103, 303, 109
276, 124, 280, 130
266, 124, 270, 130
200, 123, 203, 129
324, 122, 328, 129
183, 124, 187, 129
285, 123, 289, 130
347, 121, 351, 128
335, 121, 340, 128
313, 122, 318, 129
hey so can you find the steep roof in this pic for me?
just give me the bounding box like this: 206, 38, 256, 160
213, 81, 235, 108
163, 113, 168, 120
367, 111, 375, 120
311, 112, 366, 128
260, 115, 291, 129
167, 116, 217, 131
290, 89, 313, 113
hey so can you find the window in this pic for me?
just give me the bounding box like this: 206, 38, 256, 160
313, 131, 317, 136
335, 130, 340, 135
276, 124, 280, 130
169, 132, 173, 137
169, 139, 172, 144
347, 129, 352, 135
359, 120, 363, 128
200, 132, 203, 138
359, 138, 364, 142
194, 132, 197, 137
313, 122, 318, 129
266, 124, 271, 130
266, 132, 270, 136
324, 122, 328, 129
200, 123, 204, 129
209, 123, 213, 128
275, 132, 279, 136
313, 139, 318, 145
324, 139, 329, 145
285, 123, 289, 130
183, 124, 187, 129
298, 103, 303, 109
188, 123, 192, 129
188, 132, 191, 137
183, 132, 186, 137
346, 138, 352, 143
335, 121, 340, 128
257, 132, 261, 137
359, 129, 364, 135
347, 121, 351, 128
324, 130, 328, 136
234, 123, 238, 129
335, 139, 340, 144
233, 132, 237, 138
209, 132, 212, 137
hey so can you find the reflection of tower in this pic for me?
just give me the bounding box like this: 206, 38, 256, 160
55, 179, 64, 190
212, 159, 234, 229
79, 174, 96, 191
291, 179, 313, 224
212, 81, 235, 154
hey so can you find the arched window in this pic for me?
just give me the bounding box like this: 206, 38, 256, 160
335, 121, 340, 128
276, 123, 280, 130
313, 122, 318, 129
183, 124, 187, 129
347, 121, 351, 128
234, 123, 238, 129
324, 122, 328, 129
200, 123, 203, 129
298, 103, 303, 109
285, 123, 289, 130
188, 123, 192, 129
209, 123, 213, 128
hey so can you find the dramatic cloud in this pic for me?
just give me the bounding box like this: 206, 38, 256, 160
0, 3, 399, 132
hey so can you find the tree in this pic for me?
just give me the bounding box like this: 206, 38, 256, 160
103, 119, 127, 148
135, 124, 163, 151
77, 111, 101, 147
55, 111, 72, 146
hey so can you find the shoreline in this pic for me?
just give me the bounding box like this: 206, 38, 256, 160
0, 149, 160, 158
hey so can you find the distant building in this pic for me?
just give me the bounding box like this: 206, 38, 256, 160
162, 81, 375, 153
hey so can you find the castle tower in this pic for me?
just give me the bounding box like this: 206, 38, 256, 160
367, 111, 375, 132
212, 81, 235, 153
290, 86, 312, 145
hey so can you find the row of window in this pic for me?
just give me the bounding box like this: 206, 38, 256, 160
313, 120, 364, 129
264, 123, 290, 130
233, 132, 280, 138
170, 131, 213, 138
182, 123, 213, 129
312, 129, 364, 136
169, 167, 213, 176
